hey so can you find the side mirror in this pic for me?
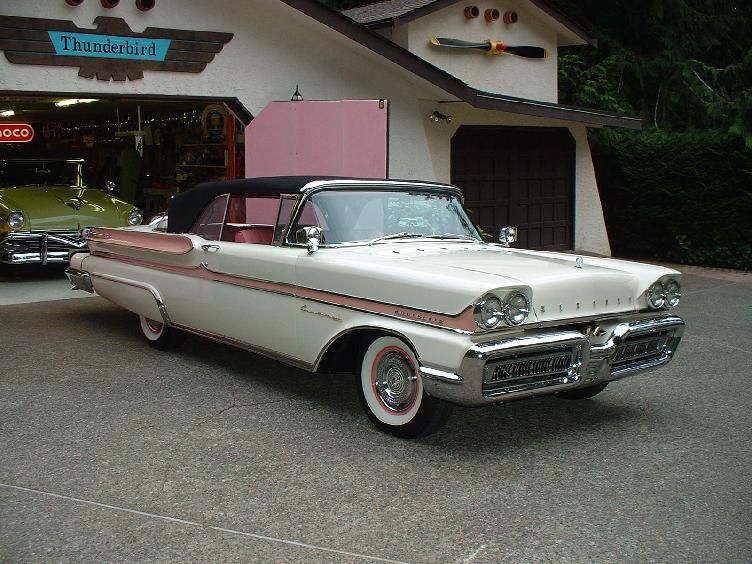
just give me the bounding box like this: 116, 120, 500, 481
296, 226, 323, 254
498, 226, 517, 247
104, 180, 116, 192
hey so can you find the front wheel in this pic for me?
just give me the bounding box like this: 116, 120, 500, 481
358, 336, 452, 438
556, 382, 608, 400
138, 315, 186, 350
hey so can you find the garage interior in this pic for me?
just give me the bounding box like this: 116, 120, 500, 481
0, 94, 248, 217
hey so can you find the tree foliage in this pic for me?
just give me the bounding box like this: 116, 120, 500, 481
552, 0, 752, 144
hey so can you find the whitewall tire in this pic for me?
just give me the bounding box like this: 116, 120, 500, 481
138, 315, 185, 350
358, 336, 452, 438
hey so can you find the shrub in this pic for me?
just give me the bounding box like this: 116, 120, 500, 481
593, 129, 752, 270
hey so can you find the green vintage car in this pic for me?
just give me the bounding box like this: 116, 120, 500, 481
0, 158, 143, 265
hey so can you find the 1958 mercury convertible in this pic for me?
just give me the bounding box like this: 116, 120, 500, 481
66, 177, 684, 437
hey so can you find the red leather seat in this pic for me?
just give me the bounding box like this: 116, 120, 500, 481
234, 227, 274, 245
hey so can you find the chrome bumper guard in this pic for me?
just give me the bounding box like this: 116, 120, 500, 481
0, 231, 87, 265
65, 267, 94, 293
420, 315, 685, 407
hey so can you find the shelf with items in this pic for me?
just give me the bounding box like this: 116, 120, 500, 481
175, 142, 228, 188
173, 106, 245, 191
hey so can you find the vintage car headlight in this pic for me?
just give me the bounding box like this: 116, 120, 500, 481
127, 208, 143, 225
505, 293, 530, 326
665, 280, 681, 307
7, 211, 24, 229
475, 295, 504, 329
475, 292, 530, 330
647, 281, 666, 309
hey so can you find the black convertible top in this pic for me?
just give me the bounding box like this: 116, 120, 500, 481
166, 176, 332, 233
166, 175, 459, 234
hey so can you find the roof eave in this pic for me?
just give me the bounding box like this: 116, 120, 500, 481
280, 0, 637, 129
345, 0, 597, 47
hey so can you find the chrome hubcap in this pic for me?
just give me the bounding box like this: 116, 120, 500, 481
374, 350, 418, 412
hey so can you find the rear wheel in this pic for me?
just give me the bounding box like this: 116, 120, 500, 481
358, 336, 452, 438
556, 382, 608, 400
138, 315, 185, 350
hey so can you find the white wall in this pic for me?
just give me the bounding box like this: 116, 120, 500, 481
406, 0, 558, 101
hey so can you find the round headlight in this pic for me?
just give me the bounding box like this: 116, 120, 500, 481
505, 293, 530, 326
476, 296, 504, 329
7, 211, 24, 229
665, 280, 681, 307
127, 208, 143, 226
647, 281, 666, 309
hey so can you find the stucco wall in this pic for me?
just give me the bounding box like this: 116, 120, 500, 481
407, 0, 558, 101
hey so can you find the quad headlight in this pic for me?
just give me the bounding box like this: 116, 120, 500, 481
506, 293, 530, 326
647, 279, 681, 309
7, 211, 24, 229
477, 296, 504, 329
665, 280, 682, 307
475, 292, 530, 330
127, 208, 143, 225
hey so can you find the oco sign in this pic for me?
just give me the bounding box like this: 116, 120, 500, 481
0, 124, 34, 143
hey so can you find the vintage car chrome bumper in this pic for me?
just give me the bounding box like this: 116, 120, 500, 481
420, 315, 685, 407
0, 231, 87, 264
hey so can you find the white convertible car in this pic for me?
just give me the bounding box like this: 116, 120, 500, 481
67, 177, 685, 437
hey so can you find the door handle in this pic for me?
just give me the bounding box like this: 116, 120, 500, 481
201, 244, 220, 252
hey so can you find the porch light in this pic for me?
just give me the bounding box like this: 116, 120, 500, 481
429, 110, 452, 124
291, 86, 304, 102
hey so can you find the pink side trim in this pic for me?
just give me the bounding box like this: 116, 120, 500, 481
87, 228, 194, 255
92, 251, 477, 333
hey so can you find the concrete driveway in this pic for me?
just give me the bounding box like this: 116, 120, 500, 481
1, 265, 750, 563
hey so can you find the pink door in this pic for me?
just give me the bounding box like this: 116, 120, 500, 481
245, 100, 388, 179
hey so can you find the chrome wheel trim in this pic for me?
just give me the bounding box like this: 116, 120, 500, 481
373, 348, 418, 412
361, 336, 423, 426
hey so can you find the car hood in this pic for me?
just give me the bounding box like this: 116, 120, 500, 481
0, 185, 129, 230
299, 242, 680, 322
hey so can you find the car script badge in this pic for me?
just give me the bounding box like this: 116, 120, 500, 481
575, 256, 584, 268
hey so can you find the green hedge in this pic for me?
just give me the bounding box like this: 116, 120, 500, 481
592, 129, 752, 270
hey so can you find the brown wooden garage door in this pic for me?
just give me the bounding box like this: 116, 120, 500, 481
451, 126, 575, 250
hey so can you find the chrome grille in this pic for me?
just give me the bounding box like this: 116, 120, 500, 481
612, 331, 670, 369
1, 231, 86, 264
482, 346, 581, 398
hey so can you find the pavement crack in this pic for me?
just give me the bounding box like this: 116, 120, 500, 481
459, 543, 488, 564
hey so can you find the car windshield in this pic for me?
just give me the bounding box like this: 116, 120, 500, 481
0, 160, 80, 188
291, 189, 482, 245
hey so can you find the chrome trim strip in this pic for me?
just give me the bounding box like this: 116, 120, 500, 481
419, 366, 463, 384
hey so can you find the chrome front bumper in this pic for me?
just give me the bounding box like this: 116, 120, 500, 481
0, 231, 87, 264
421, 315, 685, 407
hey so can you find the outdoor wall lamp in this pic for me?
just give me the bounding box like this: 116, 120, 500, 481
291, 85, 304, 101
429, 111, 452, 124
